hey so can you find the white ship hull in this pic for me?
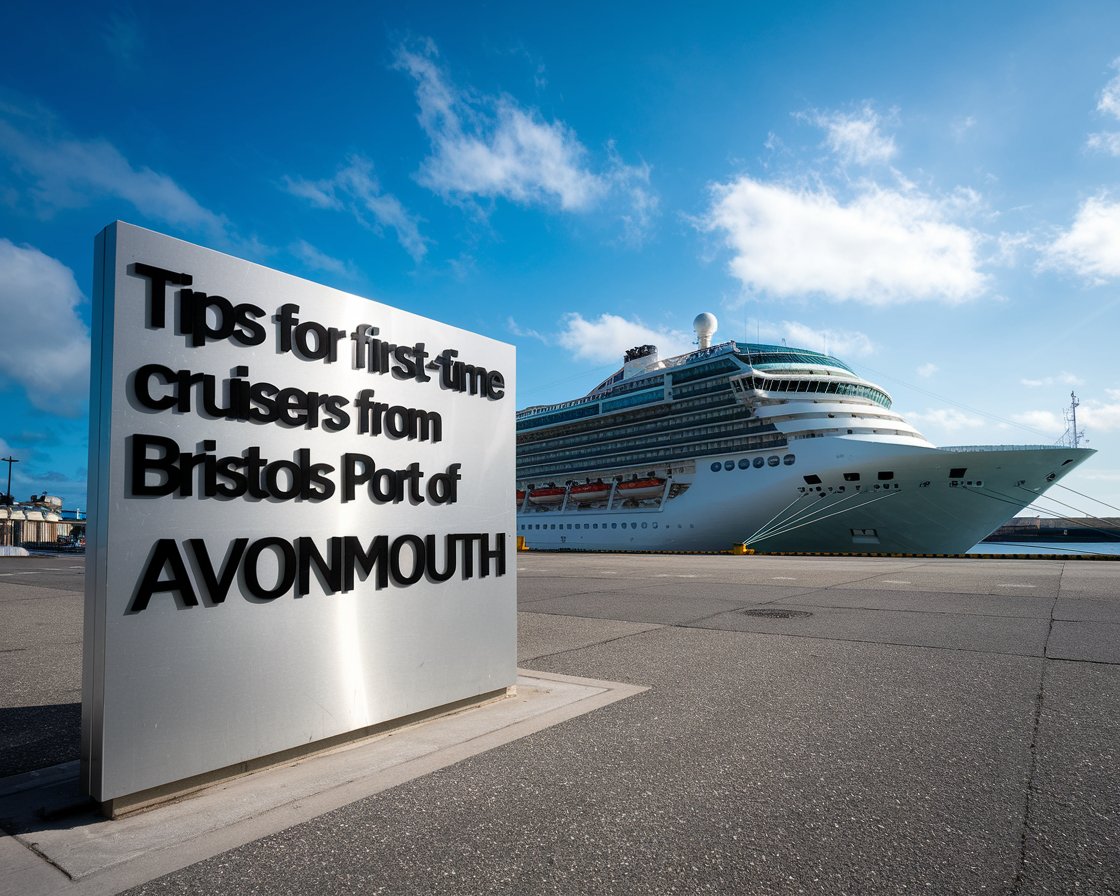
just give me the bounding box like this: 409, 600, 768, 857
518, 439, 1093, 554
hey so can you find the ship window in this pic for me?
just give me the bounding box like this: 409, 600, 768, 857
611, 523, 618, 529
844, 472, 860, 481
710, 462, 721, 472
804, 475, 822, 485
878, 471, 894, 481
767, 456, 780, 466
641, 522, 648, 528
738, 458, 751, 469
783, 455, 796, 465
949, 467, 967, 478
753, 457, 765, 468
724, 460, 735, 471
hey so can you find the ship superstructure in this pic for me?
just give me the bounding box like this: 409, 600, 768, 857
516, 314, 1094, 553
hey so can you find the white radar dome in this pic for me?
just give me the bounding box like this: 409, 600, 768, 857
694, 312, 718, 349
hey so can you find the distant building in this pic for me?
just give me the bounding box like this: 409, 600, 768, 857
0, 494, 85, 549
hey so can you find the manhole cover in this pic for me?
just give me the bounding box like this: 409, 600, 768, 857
741, 608, 813, 619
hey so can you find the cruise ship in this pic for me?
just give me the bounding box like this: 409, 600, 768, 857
515, 314, 1094, 554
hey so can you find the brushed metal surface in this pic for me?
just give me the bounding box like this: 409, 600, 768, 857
83, 222, 516, 802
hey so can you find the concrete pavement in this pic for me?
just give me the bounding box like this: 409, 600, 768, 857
1, 552, 1117, 894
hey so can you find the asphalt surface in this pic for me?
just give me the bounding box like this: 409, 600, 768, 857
1, 552, 1118, 894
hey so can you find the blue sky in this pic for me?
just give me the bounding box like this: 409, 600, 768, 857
2, 1, 1120, 520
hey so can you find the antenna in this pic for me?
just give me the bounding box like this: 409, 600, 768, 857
1062, 391, 1086, 448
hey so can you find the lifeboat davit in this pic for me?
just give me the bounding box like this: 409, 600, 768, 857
616, 477, 666, 500
528, 486, 566, 505
569, 482, 611, 502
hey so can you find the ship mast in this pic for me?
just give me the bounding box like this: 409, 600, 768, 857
1063, 391, 1086, 448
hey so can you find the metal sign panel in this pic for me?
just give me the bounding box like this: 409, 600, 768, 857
82, 222, 516, 802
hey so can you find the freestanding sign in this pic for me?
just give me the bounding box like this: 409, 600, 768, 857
83, 222, 516, 807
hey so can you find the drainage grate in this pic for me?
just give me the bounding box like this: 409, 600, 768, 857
741, 608, 813, 619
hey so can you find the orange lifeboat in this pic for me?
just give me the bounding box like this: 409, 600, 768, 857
569, 481, 611, 502
528, 486, 566, 505
516, 489, 526, 504
616, 477, 666, 500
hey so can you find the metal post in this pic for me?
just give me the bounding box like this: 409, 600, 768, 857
1, 456, 16, 547
1, 456, 16, 505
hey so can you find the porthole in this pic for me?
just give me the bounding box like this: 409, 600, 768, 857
724, 460, 735, 471
710, 462, 721, 472
611, 523, 618, 529
641, 522, 648, 529
767, 456, 780, 467
753, 457, 765, 469
783, 454, 796, 465
738, 458, 751, 470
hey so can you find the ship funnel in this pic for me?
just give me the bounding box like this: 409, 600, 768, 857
694, 312, 718, 350
622, 343, 659, 379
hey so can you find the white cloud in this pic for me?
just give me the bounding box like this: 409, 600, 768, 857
1086, 131, 1120, 156
951, 116, 976, 142
809, 105, 897, 166
1086, 61, 1120, 156
1009, 391, 1120, 440
0, 240, 89, 416
1021, 372, 1083, 388
0, 106, 232, 245
1079, 390, 1120, 432
395, 41, 656, 238
917, 362, 938, 378
289, 240, 359, 280
1011, 409, 1064, 433
556, 313, 693, 364
701, 177, 988, 304
285, 156, 428, 261
757, 320, 874, 357
903, 408, 988, 433
1043, 194, 1120, 280
1097, 58, 1120, 119
507, 317, 546, 341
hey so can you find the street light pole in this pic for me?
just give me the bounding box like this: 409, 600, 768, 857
0, 456, 16, 548
1, 456, 17, 505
